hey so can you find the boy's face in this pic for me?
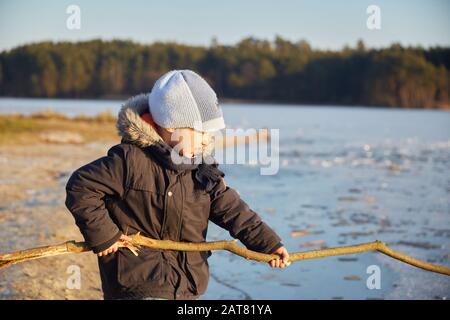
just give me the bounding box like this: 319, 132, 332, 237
159, 127, 211, 158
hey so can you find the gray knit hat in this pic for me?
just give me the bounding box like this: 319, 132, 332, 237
148, 69, 226, 132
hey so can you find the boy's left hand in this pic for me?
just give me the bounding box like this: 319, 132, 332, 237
268, 246, 290, 268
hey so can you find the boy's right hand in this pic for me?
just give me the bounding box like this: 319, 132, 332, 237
97, 234, 132, 257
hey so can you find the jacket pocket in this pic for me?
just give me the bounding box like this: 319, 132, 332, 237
184, 190, 211, 223
181, 189, 211, 241
117, 247, 163, 289
185, 251, 211, 295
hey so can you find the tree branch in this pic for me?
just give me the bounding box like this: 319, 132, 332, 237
1, 233, 449, 276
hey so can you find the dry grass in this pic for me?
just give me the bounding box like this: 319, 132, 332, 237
0, 110, 119, 145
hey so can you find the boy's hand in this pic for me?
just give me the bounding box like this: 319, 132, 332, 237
268, 246, 291, 268
97, 234, 132, 257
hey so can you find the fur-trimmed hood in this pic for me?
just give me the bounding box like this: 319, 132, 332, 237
116, 93, 163, 148
116, 93, 214, 154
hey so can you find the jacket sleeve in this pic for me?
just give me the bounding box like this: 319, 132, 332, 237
65, 144, 129, 253
208, 177, 284, 254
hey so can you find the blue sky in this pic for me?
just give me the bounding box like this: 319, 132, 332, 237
0, 0, 449, 51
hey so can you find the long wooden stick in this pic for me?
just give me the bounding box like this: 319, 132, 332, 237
1, 233, 449, 276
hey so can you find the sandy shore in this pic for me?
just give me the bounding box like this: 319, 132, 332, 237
0, 141, 119, 299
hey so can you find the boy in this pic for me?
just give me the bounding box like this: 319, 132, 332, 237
65, 69, 289, 300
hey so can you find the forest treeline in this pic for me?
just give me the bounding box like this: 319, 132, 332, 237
0, 37, 449, 108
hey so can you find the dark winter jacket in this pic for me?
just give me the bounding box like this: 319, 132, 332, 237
65, 93, 283, 300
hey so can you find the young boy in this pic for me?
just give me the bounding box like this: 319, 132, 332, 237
65, 69, 289, 300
